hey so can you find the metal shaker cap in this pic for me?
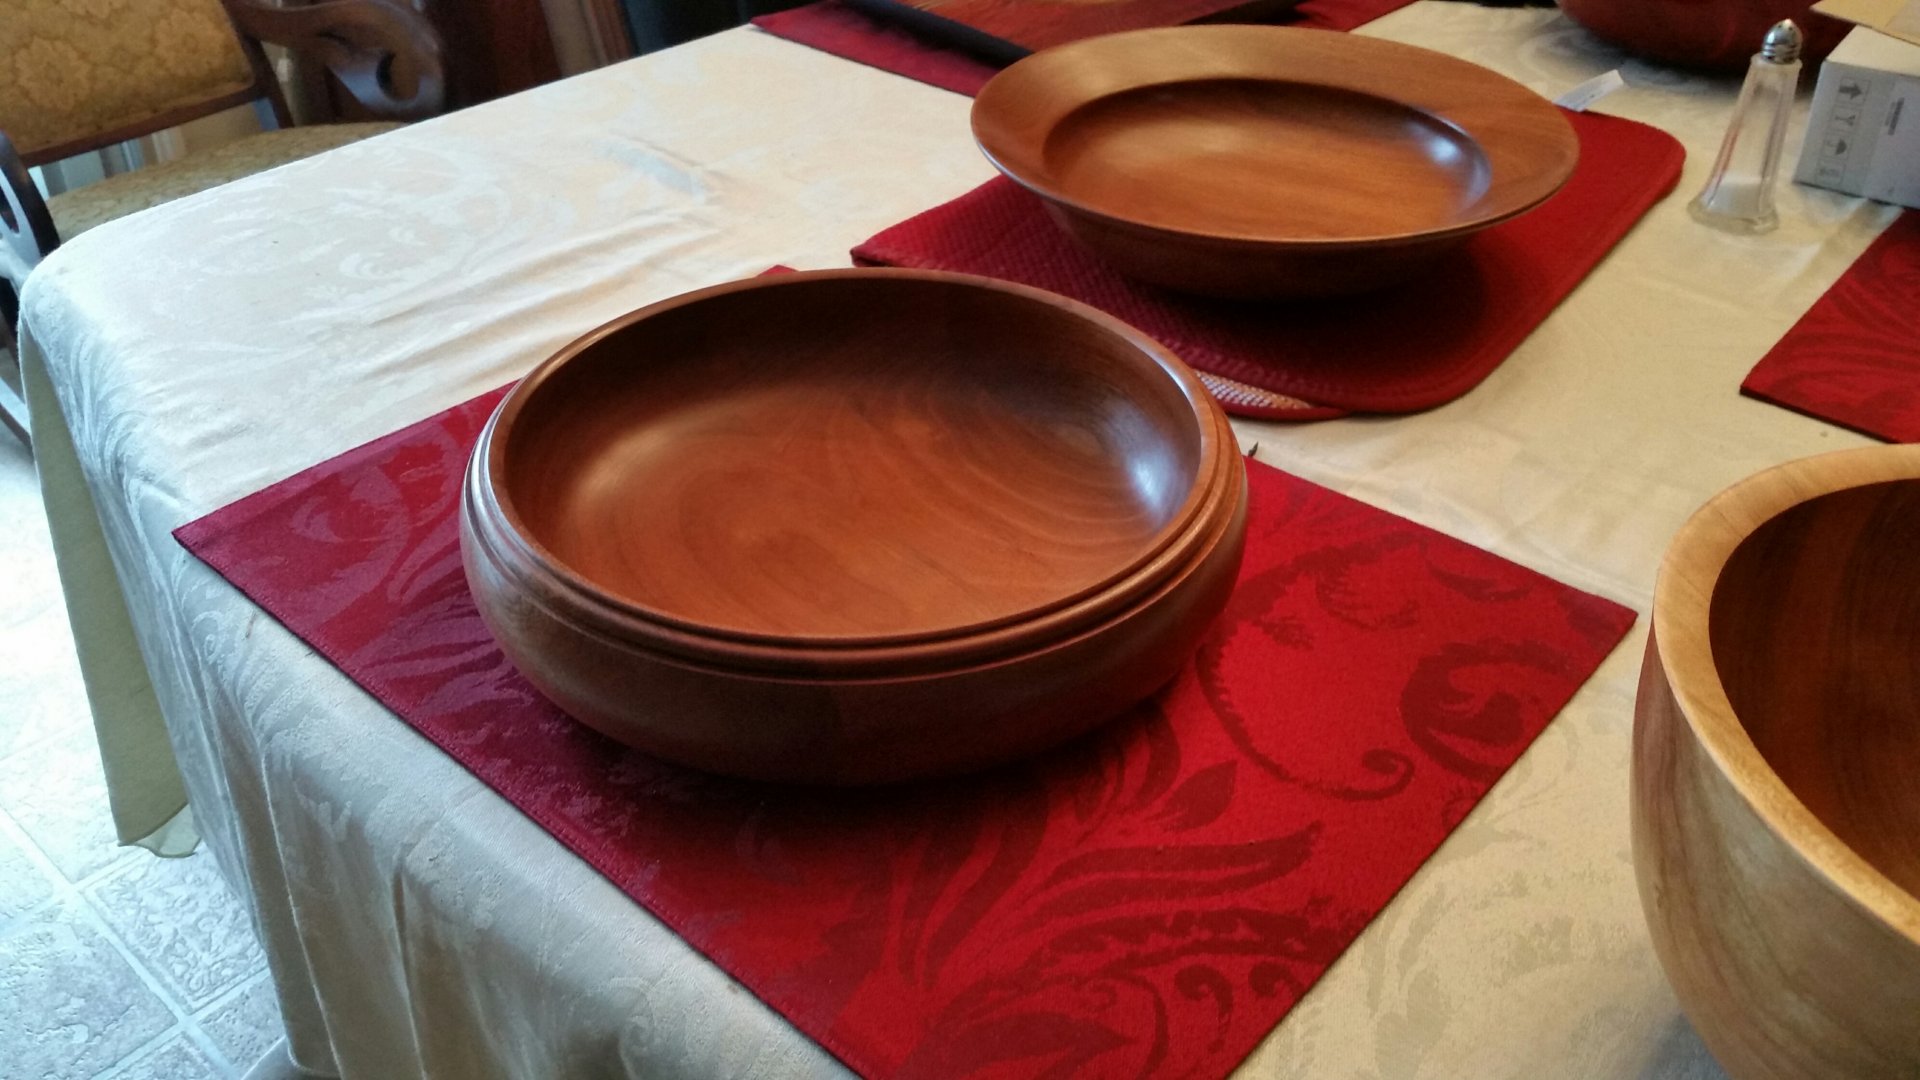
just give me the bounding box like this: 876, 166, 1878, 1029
1762, 19, 1804, 63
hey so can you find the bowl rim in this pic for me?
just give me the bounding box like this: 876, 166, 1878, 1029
465, 423, 1245, 676
469, 267, 1238, 661
970, 25, 1580, 250
1652, 444, 1920, 944
468, 462, 1250, 683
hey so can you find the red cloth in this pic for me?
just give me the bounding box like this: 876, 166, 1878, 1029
177, 391, 1634, 1079
1741, 212, 1920, 443
854, 110, 1683, 418
751, 0, 1415, 96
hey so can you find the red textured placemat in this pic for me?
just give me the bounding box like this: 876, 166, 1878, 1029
176, 391, 1635, 1079
753, 0, 1411, 96
854, 110, 1683, 419
1741, 212, 1920, 442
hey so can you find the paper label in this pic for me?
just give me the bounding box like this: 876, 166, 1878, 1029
1795, 40, 1920, 208
1864, 81, 1920, 201
1554, 70, 1627, 113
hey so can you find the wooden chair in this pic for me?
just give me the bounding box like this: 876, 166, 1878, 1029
0, 0, 446, 447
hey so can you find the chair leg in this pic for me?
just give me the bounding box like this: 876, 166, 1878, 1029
0, 372, 28, 450
1, 283, 30, 450
3, 128, 56, 452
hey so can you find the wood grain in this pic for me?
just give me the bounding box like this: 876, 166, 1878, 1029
1634, 445, 1920, 1080
505, 282, 1204, 643
972, 26, 1579, 297
461, 268, 1249, 783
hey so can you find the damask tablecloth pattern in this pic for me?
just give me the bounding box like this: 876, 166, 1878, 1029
17, 3, 1901, 1077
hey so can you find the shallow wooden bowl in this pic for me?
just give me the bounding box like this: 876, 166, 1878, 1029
1634, 445, 1920, 1080
462, 269, 1249, 782
971, 26, 1579, 299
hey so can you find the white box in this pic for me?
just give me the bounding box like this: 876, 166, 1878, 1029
1794, 26, 1920, 208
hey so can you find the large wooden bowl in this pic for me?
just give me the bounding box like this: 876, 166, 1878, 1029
1559, 0, 1848, 71
1633, 445, 1920, 1079
971, 26, 1579, 299
462, 269, 1249, 783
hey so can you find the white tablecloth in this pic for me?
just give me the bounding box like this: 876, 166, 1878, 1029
21, 4, 1899, 1076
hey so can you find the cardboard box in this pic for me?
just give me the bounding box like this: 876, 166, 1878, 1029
1794, 21, 1920, 207
1813, 0, 1920, 47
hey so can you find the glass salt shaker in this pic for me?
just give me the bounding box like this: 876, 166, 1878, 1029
1690, 20, 1804, 234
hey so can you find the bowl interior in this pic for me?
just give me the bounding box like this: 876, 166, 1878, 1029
974, 26, 1577, 247
496, 273, 1212, 645
1709, 478, 1920, 899
1041, 79, 1491, 240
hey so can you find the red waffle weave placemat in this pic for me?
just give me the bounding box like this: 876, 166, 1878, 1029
753, 0, 1411, 96
176, 390, 1634, 1079
853, 110, 1683, 419
1741, 212, 1920, 442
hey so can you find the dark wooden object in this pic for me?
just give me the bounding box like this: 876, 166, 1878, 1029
616, 0, 813, 56
462, 269, 1248, 784
0, 0, 445, 446
847, 0, 1299, 58
227, 0, 446, 122
297, 0, 559, 118
1634, 446, 1920, 1079
547, 0, 640, 68
971, 26, 1580, 298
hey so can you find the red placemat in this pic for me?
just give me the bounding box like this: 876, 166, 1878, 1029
1741, 212, 1920, 442
853, 110, 1684, 419
753, 0, 1411, 96
176, 392, 1634, 1079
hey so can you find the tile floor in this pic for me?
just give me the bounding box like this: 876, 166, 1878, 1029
0, 431, 286, 1078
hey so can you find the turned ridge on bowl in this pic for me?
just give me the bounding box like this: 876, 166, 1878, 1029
1633, 445, 1920, 1080
971, 26, 1580, 299
461, 269, 1248, 783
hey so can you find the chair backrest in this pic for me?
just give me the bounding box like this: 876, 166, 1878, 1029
0, 0, 281, 167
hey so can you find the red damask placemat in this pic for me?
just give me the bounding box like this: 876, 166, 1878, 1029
176, 391, 1634, 1079
753, 0, 1409, 96
1741, 212, 1920, 442
853, 110, 1683, 419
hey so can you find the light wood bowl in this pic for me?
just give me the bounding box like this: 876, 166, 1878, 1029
461, 269, 1249, 783
1634, 445, 1920, 1080
971, 26, 1579, 298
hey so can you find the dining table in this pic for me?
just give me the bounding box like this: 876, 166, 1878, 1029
16, 1, 1903, 1076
